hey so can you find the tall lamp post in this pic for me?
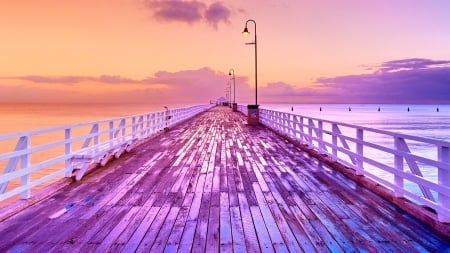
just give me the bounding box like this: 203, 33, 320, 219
229, 68, 237, 112
226, 81, 231, 107
242, 19, 259, 125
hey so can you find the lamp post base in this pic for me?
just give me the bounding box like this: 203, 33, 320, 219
247, 104, 259, 125
232, 103, 238, 112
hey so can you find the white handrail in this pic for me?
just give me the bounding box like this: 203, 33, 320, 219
258, 108, 450, 222
0, 104, 214, 202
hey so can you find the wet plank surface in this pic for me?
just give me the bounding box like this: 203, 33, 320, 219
0, 106, 449, 252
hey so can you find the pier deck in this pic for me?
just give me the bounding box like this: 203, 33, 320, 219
0, 107, 449, 252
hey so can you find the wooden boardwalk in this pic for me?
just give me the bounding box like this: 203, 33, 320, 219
0, 106, 449, 252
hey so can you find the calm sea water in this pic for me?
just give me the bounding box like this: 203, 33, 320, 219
1, 103, 449, 202
0, 103, 197, 135
263, 103, 450, 142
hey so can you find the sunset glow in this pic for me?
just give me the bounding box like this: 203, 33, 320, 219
1, 0, 449, 104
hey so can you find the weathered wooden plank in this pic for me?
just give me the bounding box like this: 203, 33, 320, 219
308, 199, 358, 252
94, 206, 141, 252
219, 192, 233, 252
237, 192, 261, 253
137, 201, 176, 252
251, 182, 289, 252
121, 206, 160, 252
206, 192, 220, 253
263, 192, 303, 253
192, 192, 211, 253
163, 192, 194, 253
249, 205, 276, 252
177, 192, 203, 253
230, 205, 247, 253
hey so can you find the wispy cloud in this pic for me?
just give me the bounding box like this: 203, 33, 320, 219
1, 67, 251, 103
376, 58, 450, 73
6, 75, 140, 85
143, 0, 231, 29
15, 75, 91, 84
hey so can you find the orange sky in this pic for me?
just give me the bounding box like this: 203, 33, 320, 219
1, 0, 450, 104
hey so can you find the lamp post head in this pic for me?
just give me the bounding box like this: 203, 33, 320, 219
242, 27, 249, 35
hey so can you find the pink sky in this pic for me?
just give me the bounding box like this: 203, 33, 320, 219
1, 0, 449, 104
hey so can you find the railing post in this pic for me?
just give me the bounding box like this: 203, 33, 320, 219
332, 124, 338, 160
65, 128, 72, 177
151, 113, 156, 134
299, 116, 304, 144
146, 114, 151, 137
94, 123, 99, 153
109, 121, 114, 148
356, 128, 364, 175
293, 116, 299, 141
438, 145, 450, 222
394, 136, 404, 198
308, 119, 313, 147
284, 113, 289, 135
20, 135, 31, 199
132, 117, 136, 139
318, 121, 324, 153
136, 115, 144, 138
288, 114, 294, 138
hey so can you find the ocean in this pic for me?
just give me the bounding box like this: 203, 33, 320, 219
0, 103, 197, 135
1, 103, 449, 203
263, 103, 450, 142
2, 103, 448, 138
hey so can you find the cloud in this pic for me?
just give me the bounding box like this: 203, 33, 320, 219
316, 58, 450, 103
1, 67, 252, 104
143, 1, 231, 29
15, 75, 92, 84
258, 82, 332, 103
377, 58, 450, 73
146, 0, 205, 24
140, 67, 251, 102
204, 2, 231, 29
5, 75, 139, 85
251, 58, 450, 104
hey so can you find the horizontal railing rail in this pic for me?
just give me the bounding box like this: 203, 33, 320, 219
0, 104, 214, 202
259, 108, 450, 222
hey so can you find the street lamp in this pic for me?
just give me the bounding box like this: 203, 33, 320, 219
228, 68, 236, 104
226, 81, 231, 107
228, 81, 232, 108
242, 19, 259, 125
229, 68, 238, 112
242, 19, 257, 105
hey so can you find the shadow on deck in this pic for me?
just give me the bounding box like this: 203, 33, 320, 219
0, 106, 449, 252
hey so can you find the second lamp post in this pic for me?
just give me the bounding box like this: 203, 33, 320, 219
243, 19, 259, 125
229, 68, 237, 112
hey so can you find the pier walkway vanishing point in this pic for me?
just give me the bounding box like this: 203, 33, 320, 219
0, 106, 449, 252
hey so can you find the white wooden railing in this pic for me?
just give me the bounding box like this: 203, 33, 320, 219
237, 104, 247, 116
255, 108, 450, 222
0, 104, 214, 202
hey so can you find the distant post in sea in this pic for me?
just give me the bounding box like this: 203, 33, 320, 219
242, 19, 259, 125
